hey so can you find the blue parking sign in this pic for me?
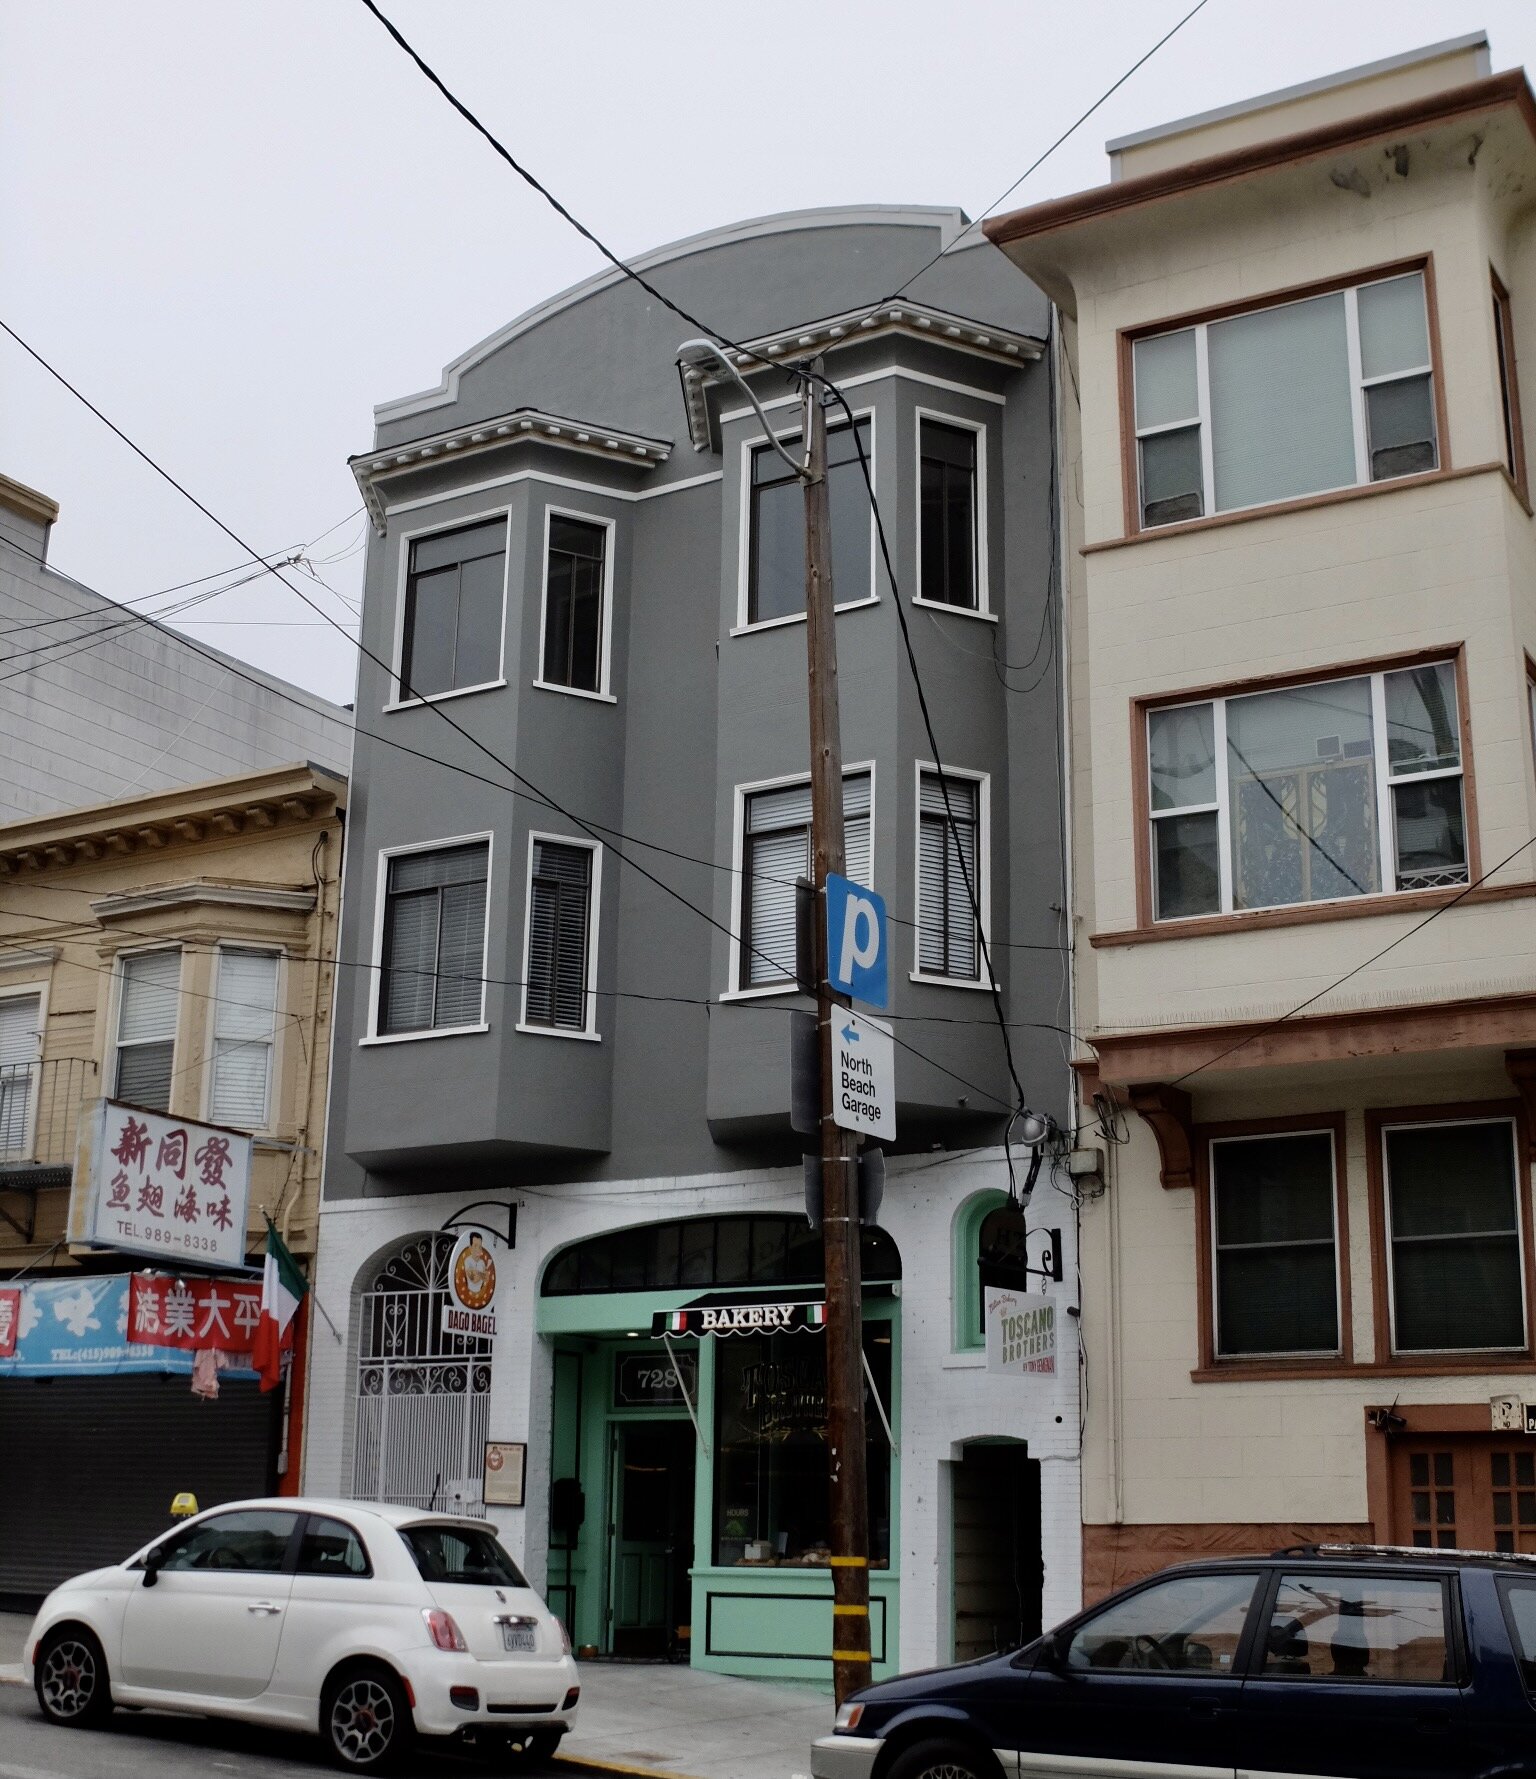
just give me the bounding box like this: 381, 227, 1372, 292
826, 873, 888, 1010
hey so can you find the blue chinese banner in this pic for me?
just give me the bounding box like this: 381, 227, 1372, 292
0, 1275, 254, 1378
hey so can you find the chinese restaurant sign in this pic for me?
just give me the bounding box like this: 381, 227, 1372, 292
74, 1101, 253, 1270
127, 1274, 264, 1353
984, 1285, 1057, 1376
0, 1274, 253, 1378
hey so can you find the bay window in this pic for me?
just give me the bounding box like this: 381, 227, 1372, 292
747, 418, 872, 625
114, 950, 181, 1111
738, 772, 871, 988
522, 838, 597, 1035
377, 839, 489, 1036
208, 948, 279, 1128
1147, 658, 1467, 921
1133, 270, 1438, 529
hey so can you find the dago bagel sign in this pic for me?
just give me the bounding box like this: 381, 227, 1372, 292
442, 1229, 499, 1339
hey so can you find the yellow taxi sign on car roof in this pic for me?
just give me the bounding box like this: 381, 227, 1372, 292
169, 1492, 199, 1518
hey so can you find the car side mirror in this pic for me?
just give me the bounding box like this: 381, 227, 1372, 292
1039, 1628, 1072, 1671
142, 1549, 164, 1588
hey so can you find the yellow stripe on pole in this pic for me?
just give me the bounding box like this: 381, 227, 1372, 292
829, 1555, 867, 1567
832, 1603, 868, 1616
833, 1648, 873, 1662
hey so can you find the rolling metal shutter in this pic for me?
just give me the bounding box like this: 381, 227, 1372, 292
0, 1373, 281, 1601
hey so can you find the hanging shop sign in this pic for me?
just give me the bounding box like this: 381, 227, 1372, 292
984, 1285, 1057, 1376
126, 1274, 265, 1353
652, 1298, 828, 1338
614, 1349, 698, 1408
72, 1101, 254, 1271
0, 1274, 251, 1377
442, 1228, 500, 1340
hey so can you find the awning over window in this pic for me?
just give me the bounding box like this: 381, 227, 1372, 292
650, 1283, 894, 1339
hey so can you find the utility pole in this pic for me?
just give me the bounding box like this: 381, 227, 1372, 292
801, 359, 870, 1706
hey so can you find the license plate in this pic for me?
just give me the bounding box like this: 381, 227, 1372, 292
500, 1622, 537, 1652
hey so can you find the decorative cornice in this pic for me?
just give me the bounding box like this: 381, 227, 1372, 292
350, 409, 673, 532
0, 472, 60, 530
89, 883, 318, 923
0, 946, 58, 975
680, 302, 1046, 451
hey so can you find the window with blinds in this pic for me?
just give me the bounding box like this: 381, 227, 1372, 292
917, 771, 982, 979
523, 840, 595, 1032
209, 949, 279, 1129
740, 774, 871, 988
0, 993, 41, 1153
378, 841, 489, 1036
114, 950, 181, 1111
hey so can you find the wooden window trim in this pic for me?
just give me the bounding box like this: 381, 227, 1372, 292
1493, 269, 1529, 503
1117, 255, 1449, 542
1364, 1100, 1534, 1369
1193, 1112, 1352, 1373
1129, 643, 1479, 935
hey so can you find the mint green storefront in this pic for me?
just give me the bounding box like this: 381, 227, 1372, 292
536, 1214, 901, 1684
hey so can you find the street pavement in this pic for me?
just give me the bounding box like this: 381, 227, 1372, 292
0, 1614, 831, 1779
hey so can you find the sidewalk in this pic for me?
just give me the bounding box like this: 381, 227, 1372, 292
0, 1614, 830, 1778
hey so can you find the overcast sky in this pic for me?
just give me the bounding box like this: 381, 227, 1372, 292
4, 1, 1533, 706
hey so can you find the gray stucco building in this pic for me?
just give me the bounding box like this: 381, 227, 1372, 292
307, 206, 1079, 1685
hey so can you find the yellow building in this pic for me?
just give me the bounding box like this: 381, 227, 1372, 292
988, 34, 1536, 1591
0, 762, 344, 1592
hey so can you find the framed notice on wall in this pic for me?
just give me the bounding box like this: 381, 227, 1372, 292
484, 1441, 527, 1507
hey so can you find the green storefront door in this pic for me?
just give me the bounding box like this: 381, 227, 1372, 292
609, 1420, 695, 1657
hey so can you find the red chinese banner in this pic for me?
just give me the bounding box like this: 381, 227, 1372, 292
0, 1288, 19, 1359
127, 1274, 275, 1353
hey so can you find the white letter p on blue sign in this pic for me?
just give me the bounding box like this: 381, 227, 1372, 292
826, 872, 888, 1010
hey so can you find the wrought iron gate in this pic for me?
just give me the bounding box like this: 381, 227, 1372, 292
352, 1233, 491, 1514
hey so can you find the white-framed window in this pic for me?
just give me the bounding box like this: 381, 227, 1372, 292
737, 413, 876, 630
1382, 1116, 1525, 1354
731, 769, 873, 993
1132, 269, 1438, 529
1146, 658, 1468, 922
391, 513, 508, 705
113, 948, 182, 1112
915, 411, 988, 615
207, 947, 280, 1130
535, 506, 615, 701
518, 834, 601, 1040
1209, 1130, 1341, 1359
913, 765, 990, 985
0, 987, 44, 1157
371, 836, 491, 1040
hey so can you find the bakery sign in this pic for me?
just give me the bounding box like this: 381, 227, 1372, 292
442, 1228, 500, 1340
71, 1101, 253, 1272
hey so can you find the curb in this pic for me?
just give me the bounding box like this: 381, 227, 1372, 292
556, 1755, 706, 1779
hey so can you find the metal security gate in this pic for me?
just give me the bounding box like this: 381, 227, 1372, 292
353, 1233, 491, 1514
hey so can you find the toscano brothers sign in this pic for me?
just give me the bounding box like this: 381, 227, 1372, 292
984, 1285, 1057, 1376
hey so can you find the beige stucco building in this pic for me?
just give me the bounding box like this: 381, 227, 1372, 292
988, 34, 1536, 1593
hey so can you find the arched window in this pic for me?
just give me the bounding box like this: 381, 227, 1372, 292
352, 1233, 492, 1513
541, 1213, 900, 1295
952, 1189, 1014, 1350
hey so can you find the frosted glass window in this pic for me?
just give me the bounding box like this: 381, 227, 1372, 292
1134, 329, 1198, 428
1209, 293, 1355, 510
1358, 275, 1430, 379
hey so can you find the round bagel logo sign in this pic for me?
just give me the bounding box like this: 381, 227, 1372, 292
443, 1229, 499, 1339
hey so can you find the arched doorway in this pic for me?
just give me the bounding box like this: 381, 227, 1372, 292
352, 1233, 492, 1513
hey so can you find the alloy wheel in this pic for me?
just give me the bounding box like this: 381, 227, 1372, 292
329, 1675, 397, 1767
39, 1638, 98, 1721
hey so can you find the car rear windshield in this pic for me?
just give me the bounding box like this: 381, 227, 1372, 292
400, 1523, 528, 1588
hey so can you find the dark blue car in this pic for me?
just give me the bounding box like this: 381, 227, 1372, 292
812, 1544, 1536, 1779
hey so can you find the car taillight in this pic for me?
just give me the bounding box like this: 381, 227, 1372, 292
422, 1608, 467, 1651
556, 1618, 572, 1655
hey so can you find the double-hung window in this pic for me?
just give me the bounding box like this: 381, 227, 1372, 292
747, 418, 872, 625
918, 418, 980, 609
916, 769, 985, 981
1147, 658, 1468, 921
398, 518, 506, 701
377, 840, 489, 1036
114, 950, 181, 1111
522, 838, 597, 1035
1132, 270, 1438, 529
0, 993, 41, 1154
1383, 1117, 1524, 1353
739, 773, 871, 988
208, 948, 279, 1129
541, 514, 609, 695
1210, 1131, 1340, 1358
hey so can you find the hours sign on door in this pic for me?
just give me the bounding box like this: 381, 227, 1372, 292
831, 1011, 894, 1141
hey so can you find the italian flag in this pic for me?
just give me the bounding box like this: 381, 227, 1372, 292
252, 1219, 307, 1394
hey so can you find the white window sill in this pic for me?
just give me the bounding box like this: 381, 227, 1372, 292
359, 1022, 490, 1047
912, 596, 996, 623
531, 678, 617, 705
943, 1352, 987, 1370
514, 1021, 602, 1043
909, 971, 996, 992
729, 595, 879, 638
718, 983, 801, 1003
384, 680, 507, 713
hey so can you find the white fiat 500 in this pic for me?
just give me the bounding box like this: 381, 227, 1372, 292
25, 1497, 579, 1772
